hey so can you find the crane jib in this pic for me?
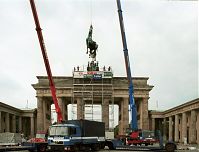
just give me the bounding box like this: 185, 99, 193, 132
116, 0, 138, 131
29, 0, 63, 123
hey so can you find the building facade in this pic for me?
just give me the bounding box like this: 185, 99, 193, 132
0, 102, 37, 138
32, 74, 153, 135
149, 98, 199, 144
1, 76, 198, 144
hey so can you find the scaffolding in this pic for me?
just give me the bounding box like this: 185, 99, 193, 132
71, 67, 115, 128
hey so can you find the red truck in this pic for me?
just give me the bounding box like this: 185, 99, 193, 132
22, 132, 48, 152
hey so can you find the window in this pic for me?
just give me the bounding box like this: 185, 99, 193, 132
69, 127, 76, 135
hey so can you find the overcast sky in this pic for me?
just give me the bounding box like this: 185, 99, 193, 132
0, 0, 198, 111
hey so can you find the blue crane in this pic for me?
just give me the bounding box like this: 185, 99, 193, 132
116, 0, 138, 131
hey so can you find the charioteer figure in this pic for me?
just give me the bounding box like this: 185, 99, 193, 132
86, 25, 98, 61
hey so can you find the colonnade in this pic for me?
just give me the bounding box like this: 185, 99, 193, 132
0, 110, 35, 138
166, 110, 199, 144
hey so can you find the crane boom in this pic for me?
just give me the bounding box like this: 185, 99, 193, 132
29, 0, 63, 123
116, 0, 138, 131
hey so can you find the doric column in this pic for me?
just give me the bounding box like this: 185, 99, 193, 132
182, 112, 187, 144
152, 118, 155, 131
65, 100, 69, 120
37, 97, 44, 131
122, 98, 129, 133
141, 98, 149, 130
0, 111, 1, 133
43, 98, 46, 131
77, 98, 84, 119
139, 99, 142, 129
190, 110, 196, 144
18, 116, 22, 133
60, 98, 67, 121
12, 115, 16, 133
58, 97, 63, 120
169, 116, 173, 141
163, 118, 167, 142
197, 111, 199, 144
102, 99, 109, 130
118, 98, 129, 135
30, 116, 35, 138
5, 113, 10, 132
118, 102, 122, 135
174, 114, 179, 142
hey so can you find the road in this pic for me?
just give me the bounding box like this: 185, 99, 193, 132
5, 145, 199, 152
6, 148, 196, 152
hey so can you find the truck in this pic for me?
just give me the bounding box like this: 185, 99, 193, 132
126, 130, 160, 146
0, 132, 47, 152
22, 132, 48, 152
47, 120, 105, 151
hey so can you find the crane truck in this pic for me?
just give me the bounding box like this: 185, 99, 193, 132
114, 0, 176, 151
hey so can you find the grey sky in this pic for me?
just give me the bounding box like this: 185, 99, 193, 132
0, 0, 198, 111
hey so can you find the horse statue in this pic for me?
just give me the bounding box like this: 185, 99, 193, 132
86, 25, 98, 60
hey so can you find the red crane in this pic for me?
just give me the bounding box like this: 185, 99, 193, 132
29, 0, 63, 123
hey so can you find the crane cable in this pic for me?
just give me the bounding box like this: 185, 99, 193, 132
90, 0, 93, 25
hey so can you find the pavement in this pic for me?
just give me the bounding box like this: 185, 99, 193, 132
176, 143, 199, 151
